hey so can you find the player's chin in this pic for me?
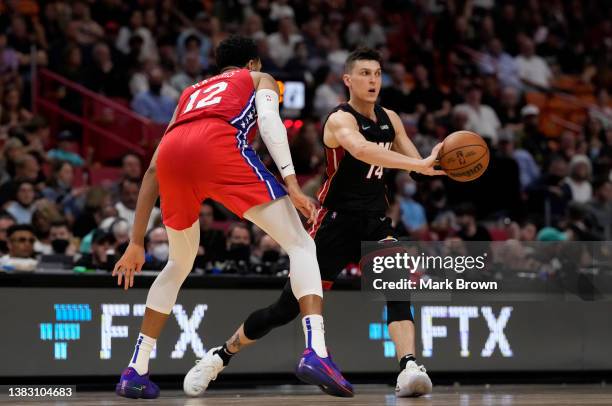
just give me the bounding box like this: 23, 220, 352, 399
363, 93, 378, 103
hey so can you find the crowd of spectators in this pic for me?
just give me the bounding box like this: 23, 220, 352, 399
0, 0, 610, 277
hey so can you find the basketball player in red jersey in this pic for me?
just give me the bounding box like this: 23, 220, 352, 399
112, 36, 353, 399
190, 48, 443, 398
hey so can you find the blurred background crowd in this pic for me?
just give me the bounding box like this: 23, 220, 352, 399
0, 0, 610, 277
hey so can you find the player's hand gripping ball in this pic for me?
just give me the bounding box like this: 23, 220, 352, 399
438, 131, 490, 182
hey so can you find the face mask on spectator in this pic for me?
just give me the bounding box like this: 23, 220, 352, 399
152, 243, 169, 262
431, 187, 445, 201
51, 238, 70, 254
262, 249, 280, 263
228, 243, 250, 262
150, 83, 162, 95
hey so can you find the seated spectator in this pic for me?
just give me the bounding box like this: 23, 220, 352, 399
515, 37, 553, 90
379, 63, 411, 114
409, 64, 448, 115
0, 32, 19, 83
496, 87, 523, 128
564, 155, 593, 203
0, 86, 33, 131
196, 201, 226, 267
454, 85, 501, 143
267, 17, 302, 68
131, 66, 176, 123
455, 202, 492, 241
49, 220, 78, 256
85, 42, 130, 98
121, 153, 143, 180
170, 51, 203, 94
497, 130, 540, 190
251, 234, 288, 274
74, 229, 116, 271
31, 200, 63, 254
526, 157, 572, 227
589, 88, 612, 130
144, 226, 168, 270
1, 224, 38, 271
176, 12, 212, 70
71, 1, 104, 47
587, 178, 612, 240
42, 161, 78, 205
220, 222, 252, 273
4, 180, 37, 224
23, 116, 50, 160
108, 153, 144, 201
413, 112, 440, 158
47, 130, 85, 167
396, 172, 427, 234
345, 6, 386, 49
478, 38, 522, 90
313, 66, 345, 118
115, 9, 158, 63
0, 213, 16, 254
115, 178, 160, 231
73, 187, 116, 239
1, 152, 44, 202
516, 105, 549, 166
108, 218, 131, 248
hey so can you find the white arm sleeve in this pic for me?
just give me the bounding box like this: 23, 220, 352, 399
255, 89, 295, 179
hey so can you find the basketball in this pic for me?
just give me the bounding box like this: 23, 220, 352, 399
438, 131, 490, 182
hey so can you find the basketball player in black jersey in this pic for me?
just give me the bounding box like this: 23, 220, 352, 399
184, 48, 443, 397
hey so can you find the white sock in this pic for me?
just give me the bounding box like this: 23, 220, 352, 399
302, 315, 328, 357
128, 333, 156, 375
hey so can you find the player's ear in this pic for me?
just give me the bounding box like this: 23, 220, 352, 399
342, 73, 351, 88
247, 59, 262, 72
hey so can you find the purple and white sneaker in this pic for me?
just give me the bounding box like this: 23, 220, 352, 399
295, 348, 354, 397
115, 367, 160, 399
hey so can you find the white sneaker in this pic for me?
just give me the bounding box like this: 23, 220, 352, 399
395, 360, 432, 397
183, 346, 225, 397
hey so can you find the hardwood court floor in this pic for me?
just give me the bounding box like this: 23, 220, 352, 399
1, 384, 611, 405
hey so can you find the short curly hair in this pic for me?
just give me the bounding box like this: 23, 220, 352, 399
215, 35, 259, 70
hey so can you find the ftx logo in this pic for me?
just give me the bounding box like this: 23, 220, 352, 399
369, 305, 513, 358
40, 303, 207, 360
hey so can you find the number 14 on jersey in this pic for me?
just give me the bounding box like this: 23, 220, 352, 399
366, 142, 392, 179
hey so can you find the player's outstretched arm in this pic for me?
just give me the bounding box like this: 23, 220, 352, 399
253, 72, 316, 222
327, 111, 445, 175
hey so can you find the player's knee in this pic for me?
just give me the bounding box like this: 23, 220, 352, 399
386, 301, 414, 324
243, 300, 300, 340
286, 229, 316, 256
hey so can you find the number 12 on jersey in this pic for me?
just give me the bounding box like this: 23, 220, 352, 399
183, 81, 228, 114
366, 142, 392, 179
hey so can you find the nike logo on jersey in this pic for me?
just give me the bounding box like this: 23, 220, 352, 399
380, 125, 389, 130
281, 164, 291, 170
362, 125, 370, 130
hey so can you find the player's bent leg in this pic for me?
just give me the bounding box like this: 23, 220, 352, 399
386, 301, 432, 397
244, 197, 353, 397
117, 221, 200, 399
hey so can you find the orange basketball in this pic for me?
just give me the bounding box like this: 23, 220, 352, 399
438, 131, 489, 182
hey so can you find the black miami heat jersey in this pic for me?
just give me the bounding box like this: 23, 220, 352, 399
317, 103, 396, 212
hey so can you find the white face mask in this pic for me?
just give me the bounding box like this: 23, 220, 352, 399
152, 243, 169, 262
